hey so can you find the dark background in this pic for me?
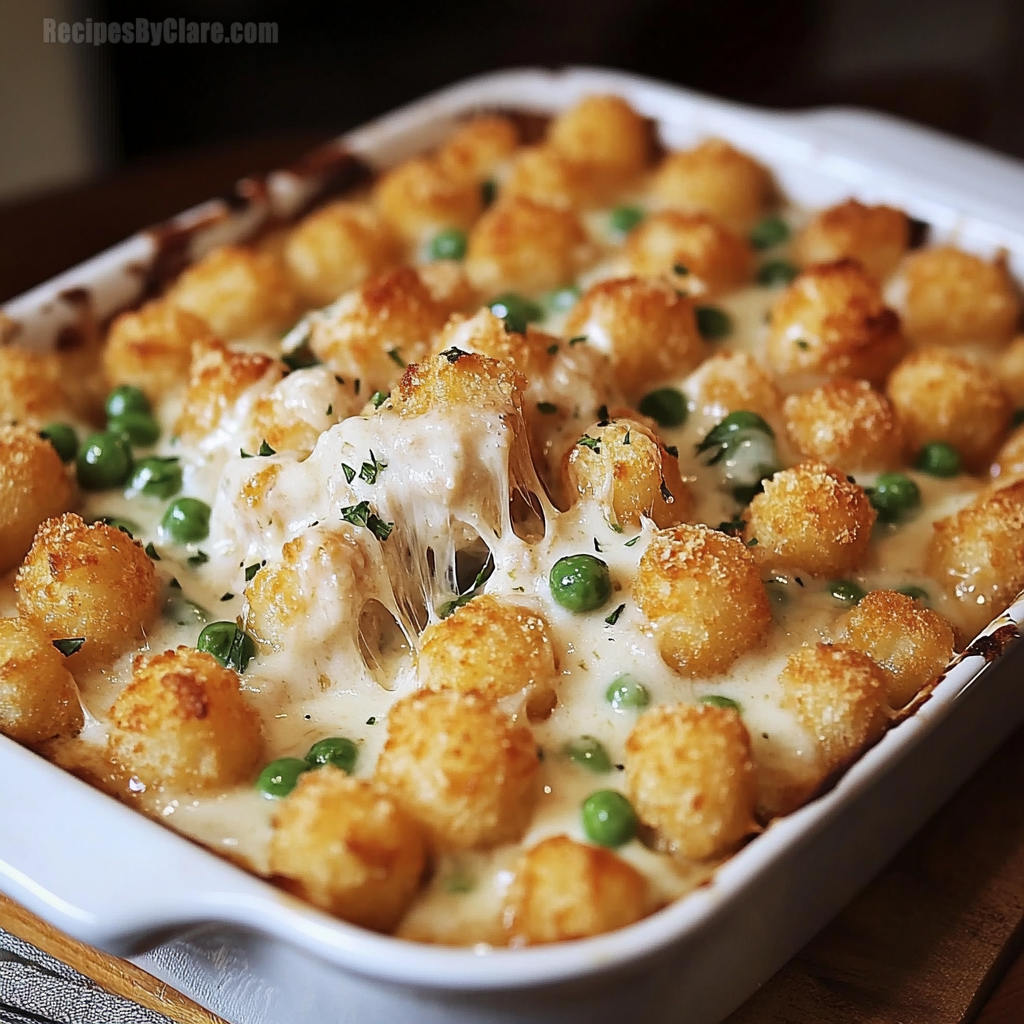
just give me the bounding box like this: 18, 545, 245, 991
2, 0, 1023, 301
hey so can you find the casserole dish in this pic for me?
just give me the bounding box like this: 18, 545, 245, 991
2, 65, 1024, 1024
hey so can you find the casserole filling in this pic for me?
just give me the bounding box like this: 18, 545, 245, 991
2, 94, 1023, 947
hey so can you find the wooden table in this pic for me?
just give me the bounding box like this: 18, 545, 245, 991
3, 138, 1024, 1024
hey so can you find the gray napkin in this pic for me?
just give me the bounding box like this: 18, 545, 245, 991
0, 927, 172, 1024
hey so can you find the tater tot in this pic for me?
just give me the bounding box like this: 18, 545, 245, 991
0, 617, 82, 745
308, 267, 447, 394
563, 417, 691, 528
270, 767, 426, 932
0, 425, 74, 575
0, 347, 70, 427
633, 524, 772, 677
391, 348, 526, 419
437, 115, 519, 183
778, 643, 888, 773
928, 479, 1024, 636
886, 349, 1012, 472
765, 260, 905, 385
503, 145, 604, 211
417, 595, 558, 721
794, 200, 909, 281
15, 513, 160, 671
373, 156, 483, 245
284, 201, 400, 307
783, 378, 905, 472
626, 703, 757, 860
684, 351, 782, 423
167, 245, 296, 339
625, 210, 754, 297
375, 689, 540, 850
745, 462, 876, 577
563, 276, 705, 400
416, 260, 479, 315
103, 298, 218, 398
651, 139, 773, 233
902, 245, 1020, 347
835, 590, 955, 708
992, 425, 1024, 484
465, 197, 590, 295
547, 95, 651, 183
504, 835, 650, 944
107, 646, 262, 793
174, 339, 285, 446
996, 336, 1024, 406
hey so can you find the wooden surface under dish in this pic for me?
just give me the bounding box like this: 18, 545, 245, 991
3, 715, 1024, 1023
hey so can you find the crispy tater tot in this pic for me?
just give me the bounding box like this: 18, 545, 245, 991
778, 643, 888, 773
0, 347, 71, 427
0, 425, 74, 575
625, 210, 754, 297
794, 199, 909, 281
886, 349, 1012, 472
684, 352, 782, 424
902, 245, 1020, 347
503, 835, 650, 944
547, 94, 651, 183
995, 336, 1024, 406
563, 276, 705, 400
563, 417, 691, 529
626, 703, 757, 860
652, 139, 773, 233
308, 267, 447, 395
465, 197, 591, 295
633, 524, 772, 677
744, 462, 876, 577
503, 145, 605, 211
437, 115, 519, 183
417, 595, 558, 721
167, 244, 296, 339
783, 378, 905, 472
15, 513, 160, 671
376, 689, 540, 850
284, 201, 400, 307
835, 589, 955, 708
107, 646, 262, 793
928, 479, 1024, 636
270, 767, 426, 932
765, 259, 905, 385
0, 616, 82, 745
391, 348, 526, 418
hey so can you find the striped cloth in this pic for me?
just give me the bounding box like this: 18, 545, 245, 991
0, 928, 171, 1024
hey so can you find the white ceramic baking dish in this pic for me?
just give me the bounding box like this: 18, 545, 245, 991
2, 66, 1024, 1024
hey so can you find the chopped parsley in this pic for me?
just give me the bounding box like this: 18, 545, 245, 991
439, 347, 465, 364
604, 603, 626, 625
245, 563, 262, 582
673, 262, 689, 276
387, 348, 406, 368
342, 463, 356, 484
715, 515, 747, 537
359, 451, 387, 485
145, 542, 160, 560
340, 501, 393, 541
221, 593, 234, 601
577, 434, 601, 453
258, 440, 276, 456
187, 550, 209, 567
438, 552, 494, 618
624, 535, 641, 547
537, 401, 558, 415
546, 343, 559, 356
568, 335, 588, 346
370, 390, 389, 409
52, 637, 86, 657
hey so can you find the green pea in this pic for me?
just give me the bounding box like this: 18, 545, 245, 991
105, 384, 151, 419
306, 736, 359, 774
829, 579, 866, 605
130, 457, 182, 499
428, 228, 467, 261
581, 790, 638, 848
545, 285, 580, 313
756, 259, 798, 287
108, 411, 160, 447
606, 674, 650, 710
76, 431, 133, 490
695, 305, 732, 340
896, 585, 929, 603
549, 554, 612, 613
609, 205, 644, 235
915, 441, 961, 478
869, 472, 921, 523
700, 694, 742, 713
488, 293, 544, 334
257, 757, 312, 799
637, 387, 687, 428
749, 214, 790, 250
564, 736, 612, 773
40, 423, 78, 463
161, 497, 210, 543
698, 409, 774, 445
197, 620, 257, 672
